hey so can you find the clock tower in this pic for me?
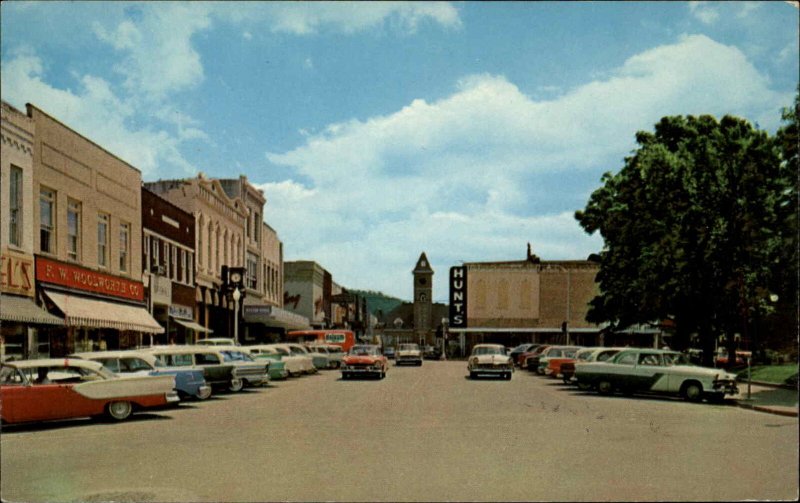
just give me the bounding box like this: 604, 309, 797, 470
413, 252, 434, 345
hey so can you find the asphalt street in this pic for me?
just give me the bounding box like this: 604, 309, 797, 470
1, 360, 797, 502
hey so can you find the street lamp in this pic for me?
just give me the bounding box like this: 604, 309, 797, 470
232, 287, 241, 345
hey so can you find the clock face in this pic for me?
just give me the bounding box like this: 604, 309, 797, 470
231, 272, 241, 283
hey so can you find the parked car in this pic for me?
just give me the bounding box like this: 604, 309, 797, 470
574, 348, 739, 402
240, 347, 289, 380
246, 345, 311, 376
305, 344, 338, 369
341, 345, 388, 379
196, 338, 238, 346
468, 344, 514, 380
509, 343, 539, 367
308, 343, 345, 369
214, 346, 271, 388
395, 343, 423, 366
537, 346, 582, 376
144, 346, 240, 392
268, 344, 318, 375
522, 345, 550, 371
423, 345, 442, 360
561, 347, 624, 386
286, 343, 327, 370
384, 346, 396, 359
71, 350, 212, 400
0, 358, 179, 424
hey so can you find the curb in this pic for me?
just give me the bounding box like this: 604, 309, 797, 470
735, 401, 799, 418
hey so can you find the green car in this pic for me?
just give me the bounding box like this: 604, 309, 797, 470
248, 351, 289, 380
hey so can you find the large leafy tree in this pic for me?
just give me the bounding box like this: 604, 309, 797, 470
575, 112, 792, 368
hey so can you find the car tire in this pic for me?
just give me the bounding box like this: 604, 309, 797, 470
682, 382, 703, 402
469, 371, 476, 379
505, 372, 512, 381
196, 387, 212, 400
106, 401, 133, 421
228, 378, 244, 393
597, 380, 613, 395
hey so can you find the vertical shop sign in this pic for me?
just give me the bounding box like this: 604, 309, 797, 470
449, 266, 467, 328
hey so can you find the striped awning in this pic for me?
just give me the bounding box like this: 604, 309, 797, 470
0, 294, 64, 325
44, 290, 164, 334
171, 317, 213, 333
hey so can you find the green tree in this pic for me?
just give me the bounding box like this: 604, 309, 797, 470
575, 113, 792, 368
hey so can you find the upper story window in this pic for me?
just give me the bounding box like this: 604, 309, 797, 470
247, 252, 258, 290
9, 166, 22, 247
67, 199, 81, 261
253, 212, 260, 244
144, 234, 151, 272
119, 223, 130, 273
97, 213, 109, 268
39, 188, 56, 254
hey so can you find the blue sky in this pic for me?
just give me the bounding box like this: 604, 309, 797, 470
2, 1, 798, 303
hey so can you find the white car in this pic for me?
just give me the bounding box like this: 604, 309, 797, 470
395, 343, 423, 366
267, 344, 317, 375
245, 345, 306, 377
307, 344, 345, 369
468, 344, 513, 380
196, 338, 238, 346
575, 348, 739, 402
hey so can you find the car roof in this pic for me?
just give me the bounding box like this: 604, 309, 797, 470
70, 350, 156, 360
473, 344, 505, 348
2, 358, 105, 371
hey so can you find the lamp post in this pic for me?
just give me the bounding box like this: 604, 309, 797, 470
232, 287, 241, 345
141, 272, 151, 348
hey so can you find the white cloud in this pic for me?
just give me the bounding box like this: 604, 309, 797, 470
261, 1, 462, 35
689, 2, 720, 25
0, 48, 197, 177
262, 34, 791, 301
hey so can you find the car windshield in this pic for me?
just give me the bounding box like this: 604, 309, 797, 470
274, 347, 289, 355
350, 346, 379, 356
473, 346, 504, 356
399, 344, 419, 351
596, 350, 620, 362
327, 347, 343, 353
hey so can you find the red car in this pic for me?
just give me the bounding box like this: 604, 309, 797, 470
0, 359, 179, 424
521, 345, 550, 370
340, 345, 388, 379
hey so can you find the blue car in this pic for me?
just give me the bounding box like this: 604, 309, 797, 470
70, 350, 212, 400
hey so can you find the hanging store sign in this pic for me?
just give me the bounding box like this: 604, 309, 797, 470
169, 304, 194, 320
150, 275, 172, 305
36, 256, 144, 302
449, 266, 467, 328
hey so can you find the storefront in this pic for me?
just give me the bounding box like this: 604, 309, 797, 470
35, 256, 163, 355
1, 249, 63, 360
243, 299, 311, 344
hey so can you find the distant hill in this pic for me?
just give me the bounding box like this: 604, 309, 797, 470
351, 289, 406, 317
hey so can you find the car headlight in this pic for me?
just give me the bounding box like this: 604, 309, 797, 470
373, 362, 382, 369
471, 357, 479, 365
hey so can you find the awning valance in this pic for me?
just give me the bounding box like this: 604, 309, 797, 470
44, 290, 164, 334
0, 294, 64, 325
171, 317, 213, 333
242, 301, 311, 330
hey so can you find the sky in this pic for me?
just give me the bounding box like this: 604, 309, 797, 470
2, 1, 798, 303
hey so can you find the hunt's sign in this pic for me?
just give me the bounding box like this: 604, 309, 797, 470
449, 266, 467, 328
36, 256, 144, 302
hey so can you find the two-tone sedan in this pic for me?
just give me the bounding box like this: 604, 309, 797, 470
341, 345, 388, 380
0, 359, 178, 424
468, 344, 514, 380
575, 348, 739, 402
395, 343, 423, 366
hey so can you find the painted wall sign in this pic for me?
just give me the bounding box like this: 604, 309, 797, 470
150, 274, 172, 305
1, 250, 35, 297
449, 266, 467, 328
35, 256, 144, 302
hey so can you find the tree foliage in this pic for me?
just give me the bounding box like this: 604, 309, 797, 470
575, 110, 794, 367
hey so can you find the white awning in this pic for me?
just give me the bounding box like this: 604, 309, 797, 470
44, 290, 164, 334
171, 317, 213, 333
242, 301, 311, 330
0, 294, 64, 325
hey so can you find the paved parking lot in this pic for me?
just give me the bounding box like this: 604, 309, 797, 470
1, 361, 797, 502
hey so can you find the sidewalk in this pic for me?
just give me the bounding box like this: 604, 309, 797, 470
733, 381, 799, 417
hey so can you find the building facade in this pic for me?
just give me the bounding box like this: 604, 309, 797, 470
141, 187, 202, 344
1, 101, 63, 360
284, 261, 329, 328
145, 174, 246, 337
448, 245, 662, 354
26, 103, 161, 356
